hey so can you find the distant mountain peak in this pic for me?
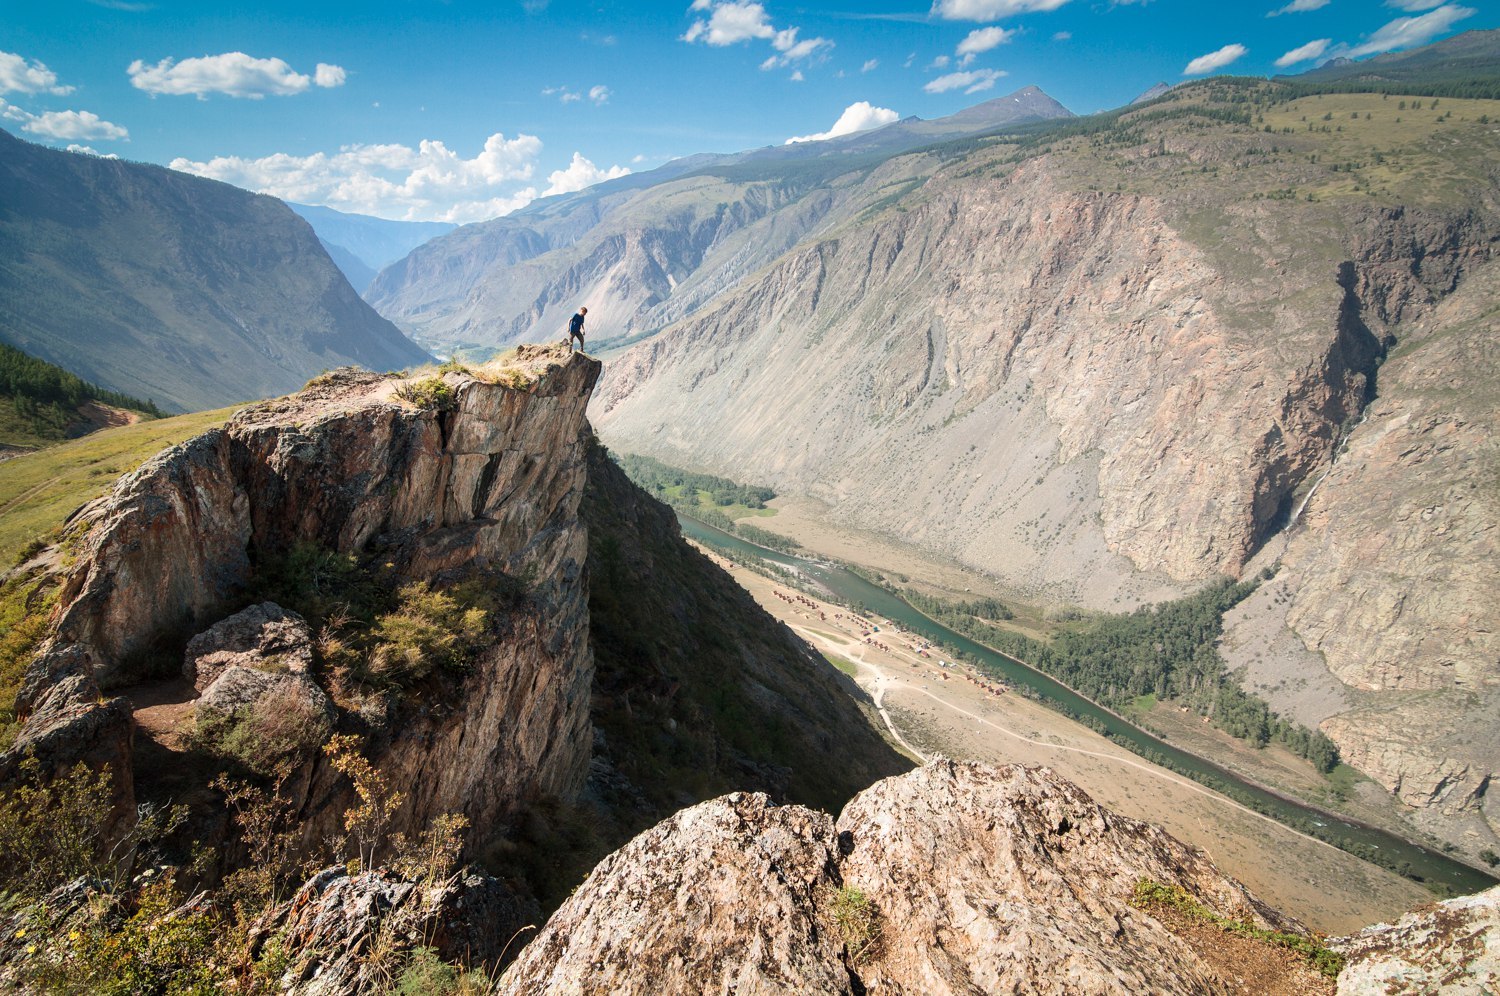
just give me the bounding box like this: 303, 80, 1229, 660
1132, 82, 1173, 105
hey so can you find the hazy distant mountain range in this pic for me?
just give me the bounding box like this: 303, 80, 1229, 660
363, 85, 1074, 350
289, 202, 456, 293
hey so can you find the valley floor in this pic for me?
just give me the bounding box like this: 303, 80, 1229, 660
696, 546, 1429, 935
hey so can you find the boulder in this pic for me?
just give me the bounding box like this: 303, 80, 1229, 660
267, 866, 540, 994
495, 792, 854, 995
184, 602, 315, 693
1333, 884, 1500, 995
195, 667, 334, 727
497, 761, 1308, 995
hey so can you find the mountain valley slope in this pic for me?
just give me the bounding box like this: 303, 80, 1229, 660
365, 87, 1073, 351
588, 77, 1500, 858
0, 130, 430, 412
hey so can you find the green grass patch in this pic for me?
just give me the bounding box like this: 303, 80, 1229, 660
822, 653, 859, 678
1131, 879, 1344, 979
1129, 693, 1158, 714
0, 405, 236, 569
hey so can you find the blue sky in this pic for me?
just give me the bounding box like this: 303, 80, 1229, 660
4, 0, 1492, 221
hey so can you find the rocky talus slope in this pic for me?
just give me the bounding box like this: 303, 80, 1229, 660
496, 760, 1331, 995
592, 83, 1500, 853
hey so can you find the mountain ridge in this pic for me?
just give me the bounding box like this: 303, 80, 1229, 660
0, 130, 430, 412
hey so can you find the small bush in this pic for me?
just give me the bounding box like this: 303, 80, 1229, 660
189, 685, 331, 778
23, 876, 232, 996
829, 885, 881, 964
0, 757, 115, 898
367, 581, 490, 683
394, 376, 458, 411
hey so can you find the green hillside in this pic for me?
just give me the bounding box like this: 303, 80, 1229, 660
0, 342, 165, 451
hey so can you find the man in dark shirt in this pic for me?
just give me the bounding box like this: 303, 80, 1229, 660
568, 307, 588, 352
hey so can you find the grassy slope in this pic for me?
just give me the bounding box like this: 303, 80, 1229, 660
0, 406, 237, 568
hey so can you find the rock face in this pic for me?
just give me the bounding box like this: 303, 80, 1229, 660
1276, 257, 1500, 845
590, 91, 1500, 849
497, 761, 1304, 995
11, 345, 602, 845
1333, 885, 1500, 995
183, 602, 316, 692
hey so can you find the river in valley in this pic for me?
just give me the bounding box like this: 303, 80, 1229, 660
677, 513, 1498, 897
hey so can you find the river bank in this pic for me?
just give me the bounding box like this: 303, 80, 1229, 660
693, 543, 1427, 933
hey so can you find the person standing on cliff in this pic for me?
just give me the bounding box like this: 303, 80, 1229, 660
567, 307, 588, 352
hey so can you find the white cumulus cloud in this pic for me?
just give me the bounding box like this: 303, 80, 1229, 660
957, 27, 1016, 56
0, 51, 74, 95
1385, 0, 1446, 9
169, 132, 546, 223
861, 58, 879, 72
1347, 4, 1474, 57
67, 144, 120, 158
1275, 38, 1331, 66
1183, 43, 1247, 75
683, 1, 775, 45
931, 0, 1069, 21
685, 2, 832, 73
1267, 0, 1328, 15
22, 109, 129, 141
542, 152, 630, 197
588, 84, 611, 104
314, 63, 346, 88
0, 99, 129, 142
924, 68, 1007, 94
785, 100, 900, 143
128, 52, 348, 99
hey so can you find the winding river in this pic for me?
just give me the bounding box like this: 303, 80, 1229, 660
677, 513, 1498, 897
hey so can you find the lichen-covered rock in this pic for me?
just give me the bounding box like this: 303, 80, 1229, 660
195, 667, 334, 726
184, 602, 314, 692
837, 760, 1290, 995
267, 866, 539, 995
1333, 885, 1500, 995
495, 792, 855, 995
497, 761, 1308, 995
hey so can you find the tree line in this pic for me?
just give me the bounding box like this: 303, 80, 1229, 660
1, 342, 164, 440
912, 578, 1340, 773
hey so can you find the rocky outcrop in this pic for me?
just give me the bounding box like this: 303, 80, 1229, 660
9, 344, 602, 847
1332, 885, 1500, 995
263, 866, 539, 994
497, 761, 1308, 994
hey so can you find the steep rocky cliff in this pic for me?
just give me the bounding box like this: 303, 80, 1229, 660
0, 128, 430, 412
592, 82, 1500, 852
8, 346, 601, 850
0, 339, 906, 985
